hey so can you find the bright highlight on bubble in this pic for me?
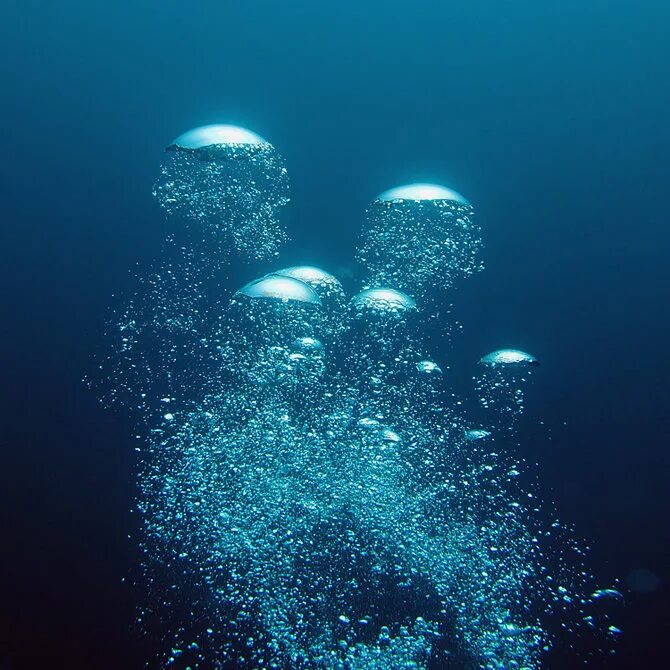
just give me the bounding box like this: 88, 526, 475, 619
377, 182, 470, 205
465, 428, 492, 441
292, 336, 324, 353
273, 266, 348, 337
480, 348, 539, 366
235, 274, 322, 305
416, 360, 442, 375
274, 265, 340, 286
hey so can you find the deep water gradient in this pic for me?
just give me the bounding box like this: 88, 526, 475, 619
1, 2, 668, 669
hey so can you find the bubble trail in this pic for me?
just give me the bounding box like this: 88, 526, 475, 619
98, 142, 622, 669
475, 349, 539, 423
416, 360, 442, 375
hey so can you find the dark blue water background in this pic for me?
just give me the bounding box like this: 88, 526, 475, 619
1, 1, 668, 667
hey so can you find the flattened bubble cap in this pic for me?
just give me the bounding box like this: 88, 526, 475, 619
235, 275, 322, 305
479, 349, 538, 366
376, 183, 470, 205
417, 360, 443, 375
381, 428, 402, 443
465, 429, 492, 441
352, 288, 417, 311
274, 266, 341, 288
292, 336, 324, 353
168, 124, 268, 150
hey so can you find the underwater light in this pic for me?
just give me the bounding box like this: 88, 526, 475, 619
168, 124, 267, 150
274, 265, 340, 286
376, 182, 470, 205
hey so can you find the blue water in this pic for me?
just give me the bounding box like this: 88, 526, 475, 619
1, 2, 669, 668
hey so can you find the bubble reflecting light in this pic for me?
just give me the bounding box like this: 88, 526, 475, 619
168, 124, 268, 150
352, 287, 417, 312
274, 265, 340, 287
416, 360, 443, 375
292, 336, 324, 353
154, 123, 289, 260
98, 129, 620, 670
235, 275, 322, 305
480, 349, 539, 366
357, 182, 482, 298
465, 428, 492, 441
377, 182, 470, 205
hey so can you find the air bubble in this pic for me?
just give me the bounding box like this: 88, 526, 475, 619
479, 349, 539, 367
356, 182, 483, 298
235, 275, 322, 305
154, 124, 289, 260
416, 360, 442, 375
352, 287, 417, 313
168, 124, 267, 150
377, 182, 470, 205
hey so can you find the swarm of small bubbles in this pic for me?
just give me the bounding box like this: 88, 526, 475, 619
153, 124, 290, 260
96, 132, 622, 670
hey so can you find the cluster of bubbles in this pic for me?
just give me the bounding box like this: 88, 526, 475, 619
98, 125, 621, 669
153, 125, 289, 259
475, 350, 540, 431
356, 184, 483, 300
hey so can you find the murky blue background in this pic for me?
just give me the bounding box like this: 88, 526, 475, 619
1, 1, 668, 667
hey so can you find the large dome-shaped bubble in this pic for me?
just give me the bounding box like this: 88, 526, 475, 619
465, 428, 492, 441
153, 123, 289, 260
479, 349, 538, 367
274, 265, 339, 286
219, 276, 324, 389
357, 181, 482, 299
235, 275, 322, 305
292, 336, 324, 354
352, 287, 417, 313
377, 182, 470, 205
273, 265, 344, 304
168, 124, 267, 150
